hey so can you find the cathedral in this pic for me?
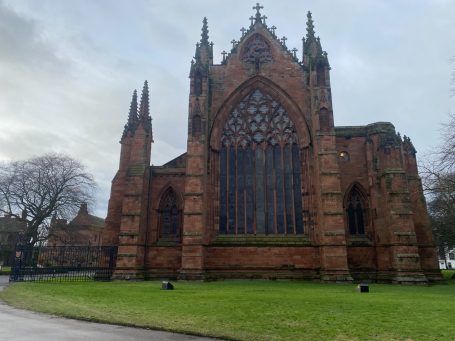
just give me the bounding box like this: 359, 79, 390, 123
102, 5, 441, 283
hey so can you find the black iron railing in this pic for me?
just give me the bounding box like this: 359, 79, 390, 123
9, 245, 117, 282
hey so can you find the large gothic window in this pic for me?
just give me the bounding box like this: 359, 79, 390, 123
219, 89, 304, 235
345, 186, 366, 235
158, 188, 181, 240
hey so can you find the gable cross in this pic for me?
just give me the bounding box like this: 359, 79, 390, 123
231, 39, 237, 49
261, 15, 267, 25
291, 48, 298, 59
281, 36, 287, 47
240, 27, 247, 37
253, 3, 263, 16
221, 50, 227, 62
270, 25, 277, 36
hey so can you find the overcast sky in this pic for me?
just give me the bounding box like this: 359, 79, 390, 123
0, 0, 454, 217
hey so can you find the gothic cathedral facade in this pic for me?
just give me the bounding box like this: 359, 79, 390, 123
102, 7, 441, 283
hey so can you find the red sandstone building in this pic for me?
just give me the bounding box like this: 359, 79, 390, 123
102, 6, 440, 283
49, 203, 104, 247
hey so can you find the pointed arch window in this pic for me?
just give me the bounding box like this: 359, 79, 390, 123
219, 89, 304, 235
158, 188, 181, 240
345, 186, 367, 235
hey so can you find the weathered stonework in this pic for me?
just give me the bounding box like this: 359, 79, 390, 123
102, 8, 441, 283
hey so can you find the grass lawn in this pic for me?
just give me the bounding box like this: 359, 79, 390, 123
1, 274, 455, 341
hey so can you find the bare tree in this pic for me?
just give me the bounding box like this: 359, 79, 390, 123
421, 106, 455, 259
0, 153, 96, 245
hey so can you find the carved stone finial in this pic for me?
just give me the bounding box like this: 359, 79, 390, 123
281, 36, 287, 47
122, 89, 138, 139
249, 16, 254, 27
221, 50, 227, 62
128, 89, 138, 121
139, 80, 150, 120
201, 17, 209, 45
231, 39, 237, 49
306, 11, 315, 39
240, 27, 247, 37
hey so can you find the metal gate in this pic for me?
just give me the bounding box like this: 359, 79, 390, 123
9, 245, 117, 282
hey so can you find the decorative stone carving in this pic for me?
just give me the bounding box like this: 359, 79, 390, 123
241, 34, 273, 66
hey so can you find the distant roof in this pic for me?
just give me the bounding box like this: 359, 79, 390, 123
0, 216, 26, 233
159, 153, 187, 168
70, 212, 104, 228
53, 203, 104, 231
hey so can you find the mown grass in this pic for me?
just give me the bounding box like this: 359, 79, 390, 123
1, 274, 455, 341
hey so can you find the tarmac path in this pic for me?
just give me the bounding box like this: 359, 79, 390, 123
0, 276, 218, 341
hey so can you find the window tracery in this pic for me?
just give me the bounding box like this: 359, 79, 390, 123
219, 89, 304, 235
345, 186, 366, 235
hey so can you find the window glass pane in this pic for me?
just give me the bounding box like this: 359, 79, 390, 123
292, 144, 304, 233
266, 145, 275, 234
228, 147, 236, 233
237, 148, 245, 234
274, 145, 285, 233
284, 145, 294, 234
255, 147, 265, 234
245, 148, 254, 234
219, 147, 227, 234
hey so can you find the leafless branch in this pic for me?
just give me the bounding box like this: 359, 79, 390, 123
0, 153, 96, 245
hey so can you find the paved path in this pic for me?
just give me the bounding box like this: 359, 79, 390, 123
0, 276, 218, 341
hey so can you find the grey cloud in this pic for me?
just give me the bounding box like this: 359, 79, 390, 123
1, 0, 454, 218
0, 2, 68, 74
